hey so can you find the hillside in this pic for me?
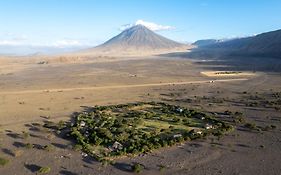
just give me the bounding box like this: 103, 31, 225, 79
204, 29, 281, 58
192, 39, 221, 47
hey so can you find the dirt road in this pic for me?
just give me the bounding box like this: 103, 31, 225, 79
0, 78, 248, 95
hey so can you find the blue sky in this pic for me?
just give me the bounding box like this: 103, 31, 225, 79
0, 0, 281, 49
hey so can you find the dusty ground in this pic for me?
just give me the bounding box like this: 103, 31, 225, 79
0, 56, 280, 175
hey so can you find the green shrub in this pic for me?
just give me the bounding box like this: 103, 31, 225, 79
38, 166, 51, 174
73, 144, 83, 151
132, 163, 144, 173
224, 110, 232, 115
57, 120, 66, 130
158, 164, 166, 172
244, 123, 257, 130
22, 131, 30, 139
43, 145, 54, 152
25, 143, 33, 149
0, 157, 9, 166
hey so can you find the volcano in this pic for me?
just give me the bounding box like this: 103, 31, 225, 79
85, 25, 187, 55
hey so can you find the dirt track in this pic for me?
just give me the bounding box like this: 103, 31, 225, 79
0, 78, 248, 95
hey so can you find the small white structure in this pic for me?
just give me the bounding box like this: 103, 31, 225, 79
173, 134, 183, 138
110, 141, 123, 151
81, 152, 88, 157
191, 129, 203, 135
176, 108, 183, 113
80, 121, 86, 127
84, 130, 89, 137
205, 124, 213, 130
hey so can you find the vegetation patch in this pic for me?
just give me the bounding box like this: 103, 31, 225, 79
55, 102, 233, 161
0, 157, 9, 166
43, 145, 55, 152
244, 122, 257, 130
215, 71, 242, 75
38, 166, 51, 174
132, 163, 144, 173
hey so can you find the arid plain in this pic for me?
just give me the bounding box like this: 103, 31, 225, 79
0, 55, 280, 175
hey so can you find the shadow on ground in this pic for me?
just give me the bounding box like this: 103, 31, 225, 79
159, 48, 281, 73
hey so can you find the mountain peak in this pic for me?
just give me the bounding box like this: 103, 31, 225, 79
94, 24, 185, 52
127, 24, 150, 31
118, 24, 152, 38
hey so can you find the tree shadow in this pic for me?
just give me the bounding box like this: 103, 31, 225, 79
188, 143, 202, 148
40, 115, 51, 119
236, 143, 250, 148
6, 132, 22, 139
51, 142, 68, 149
1, 148, 14, 156
29, 133, 48, 140
28, 126, 42, 132
80, 106, 95, 113
13, 141, 26, 148
32, 143, 44, 150
59, 170, 79, 175
113, 162, 132, 172
237, 127, 257, 133
24, 164, 41, 173
82, 156, 98, 164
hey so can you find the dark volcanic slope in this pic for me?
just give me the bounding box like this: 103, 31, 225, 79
92, 25, 185, 52
192, 39, 220, 47
205, 29, 281, 58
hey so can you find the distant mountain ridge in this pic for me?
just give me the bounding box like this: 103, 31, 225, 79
200, 29, 281, 58
192, 39, 221, 47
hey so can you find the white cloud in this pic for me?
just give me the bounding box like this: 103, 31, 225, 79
0, 40, 23, 46
0, 33, 29, 46
120, 20, 175, 31
0, 38, 87, 48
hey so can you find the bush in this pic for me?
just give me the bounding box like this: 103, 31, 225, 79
158, 164, 166, 172
132, 163, 144, 173
234, 116, 245, 124
57, 120, 66, 130
101, 159, 111, 167
43, 145, 54, 152
224, 110, 232, 115
244, 123, 256, 130
38, 166, 51, 174
25, 143, 34, 149
22, 131, 30, 139
73, 144, 83, 151
0, 157, 9, 166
